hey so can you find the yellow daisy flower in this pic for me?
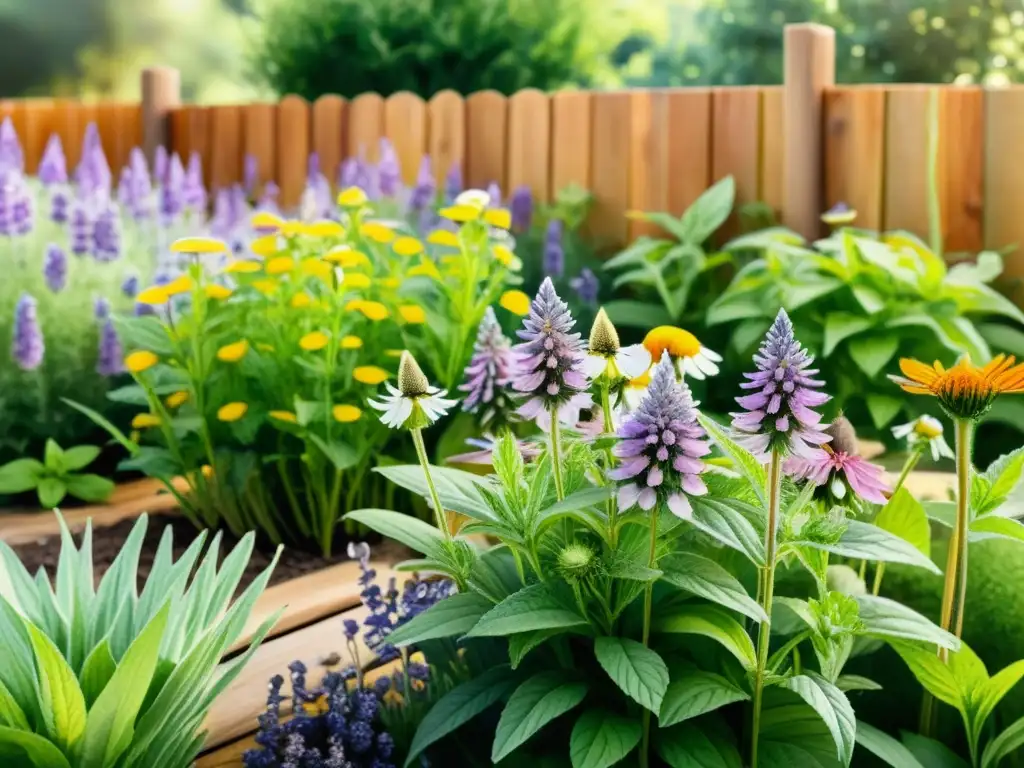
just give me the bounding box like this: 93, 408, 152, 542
438, 204, 479, 223
165, 391, 189, 408
266, 256, 295, 275
300, 331, 330, 351
280, 221, 305, 237
290, 292, 312, 309
217, 340, 249, 362
136, 286, 170, 305
492, 245, 515, 267
380, 277, 401, 289
205, 284, 232, 300
337, 187, 368, 207
224, 260, 262, 274
251, 211, 285, 231
303, 220, 345, 238
250, 235, 280, 258
426, 230, 460, 248
499, 290, 531, 316
344, 273, 372, 289
163, 275, 194, 296
217, 402, 248, 422
360, 222, 397, 244
131, 413, 160, 429
407, 260, 442, 280
323, 246, 370, 267
252, 279, 279, 295
399, 305, 426, 324
170, 237, 228, 254
125, 350, 159, 373
341, 335, 363, 349
357, 301, 389, 321
301, 258, 333, 280
354, 366, 390, 385
483, 208, 512, 229
332, 404, 362, 423
269, 410, 298, 423
393, 236, 425, 257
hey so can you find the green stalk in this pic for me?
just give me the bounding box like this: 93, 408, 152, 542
550, 410, 566, 502
412, 427, 450, 538
751, 450, 784, 768
951, 419, 974, 639
872, 445, 925, 595
639, 502, 660, 768
600, 381, 618, 544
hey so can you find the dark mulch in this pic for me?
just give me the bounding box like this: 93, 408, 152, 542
9, 513, 409, 593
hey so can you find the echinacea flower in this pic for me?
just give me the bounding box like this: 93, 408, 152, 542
583, 307, 651, 383
512, 277, 592, 430
785, 415, 890, 505
892, 415, 954, 462
644, 325, 722, 380
612, 351, 710, 518
460, 306, 520, 427
890, 355, 1024, 421
731, 309, 831, 459
369, 351, 456, 429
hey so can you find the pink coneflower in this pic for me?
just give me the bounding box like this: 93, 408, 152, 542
784, 416, 890, 505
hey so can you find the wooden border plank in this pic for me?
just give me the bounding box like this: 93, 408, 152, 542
760, 86, 785, 218
384, 92, 428, 185
628, 89, 669, 240
347, 93, 385, 162
588, 91, 631, 249
427, 90, 465, 190
711, 87, 761, 240
209, 105, 244, 191
465, 90, 508, 190
940, 87, 984, 254
985, 87, 1024, 281
276, 96, 310, 210
665, 89, 712, 217
506, 88, 551, 202
550, 90, 592, 199
824, 86, 886, 230
883, 86, 932, 235
311, 95, 346, 189
243, 103, 277, 191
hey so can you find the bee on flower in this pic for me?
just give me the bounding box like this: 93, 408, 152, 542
643, 325, 722, 381
891, 415, 954, 462
369, 351, 457, 430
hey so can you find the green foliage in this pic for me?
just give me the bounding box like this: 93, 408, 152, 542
0, 513, 280, 768
249, 0, 618, 99
0, 440, 113, 509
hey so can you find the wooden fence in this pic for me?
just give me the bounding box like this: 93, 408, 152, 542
2, 25, 1024, 277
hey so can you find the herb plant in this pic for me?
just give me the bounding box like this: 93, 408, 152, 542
0, 439, 113, 509
0, 513, 281, 767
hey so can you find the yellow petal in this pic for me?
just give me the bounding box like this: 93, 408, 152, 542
407, 260, 442, 280
357, 301, 389, 321
439, 204, 480, 223
344, 273, 372, 289
353, 366, 389, 385
131, 413, 160, 429
332, 404, 362, 423
224, 260, 262, 274
125, 350, 159, 373
345, 299, 366, 312
341, 335, 363, 349
324, 246, 370, 267
136, 286, 169, 305
251, 211, 285, 230
280, 221, 305, 237
492, 245, 515, 267
290, 292, 313, 308
500, 290, 531, 316
399, 305, 426, 324
205, 284, 233, 300
170, 236, 228, 254
252, 279, 279, 295
163, 275, 195, 296
300, 331, 330, 351
426, 229, 460, 248
380, 277, 401, 289
251, 234, 280, 257
266, 256, 296, 275
301, 258, 333, 280
483, 208, 512, 229
303, 220, 346, 237
165, 391, 189, 408
217, 402, 249, 422
393, 236, 425, 256
217, 339, 249, 362
269, 410, 298, 423
360, 222, 397, 243
338, 186, 368, 207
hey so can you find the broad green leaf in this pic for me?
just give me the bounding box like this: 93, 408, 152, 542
61, 399, 140, 456
508, 629, 566, 669
982, 713, 1024, 768
64, 474, 115, 504
854, 721, 925, 768
655, 604, 757, 670
536, 486, 614, 530
697, 414, 767, 507
849, 334, 900, 379
971, 516, 1024, 544
780, 673, 856, 765
866, 394, 903, 430
344, 509, 445, 558
797, 519, 941, 574
0, 679, 28, 730
0, 458, 44, 494
61, 446, 101, 472
36, 479, 67, 510
657, 719, 743, 768
901, 732, 970, 768
824, 314, 873, 357
855, 596, 958, 650
689, 496, 766, 566
27, 624, 87, 754
386, 593, 492, 647
467, 583, 589, 638
660, 553, 767, 622
853, 285, 885, 314
874, 488, 931, 557
492, 672, 588, 762
602, 300, 674, 329
76, 603, 170, 767
569, 709, 642, 768
308, 435, 359, 471
405, 666, 517, 767
594, 637, 669, 713
976, 447, 1024, 516
974, 660, 1024, 743
759, 690, 846, 767
0, 727, 72, 768
679, 175, 735, 244
836, 675, 882, 692
373, 465, 495, 522
890, 641, 962, 708
78, 640, 117, 708
659, 669, 749, 727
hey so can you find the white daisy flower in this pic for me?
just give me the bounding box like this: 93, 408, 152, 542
582, 308, 652, 383
455, 189, 491, 210
368, 351, 458, 430
643, 325, 722, 380
891, 414, 953, 462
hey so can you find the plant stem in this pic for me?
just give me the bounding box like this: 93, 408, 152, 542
750, 450, 783, 768
639, 502, 660, 768
951, 419, 973, 639
550, 409, 566, 502
600, 382, 617, 543
412, 427, 450, 539
872, 446, 924, 596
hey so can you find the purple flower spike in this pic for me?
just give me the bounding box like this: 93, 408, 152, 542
39, 135, 67, 185
76, 124, 111, 197
126, 148, 153, 219
445, 162, 463, 201
96, 317, 123, 376
43, 244, 67, 293
0, 173, 13, 235
486, 181, 502, 207
510, 186, 533, 232
94, 297, 111, 320
612, 351, 710, 518
460, 306, 520, 427
257, 180, 280, 214
92, 205, 122, 262
160, 153, 185, 223
0, 118, 24, 173
377, 138, 401, 197
731, 308, 831, 459
49, 186, 69, 224
121, 274, 139, 298
570, 268, 600, 307
512, 277, 592, 430
12, 181, 32, 235
543, 219, 565, 278
154, 145, 168, 184
69, 201, 91, 255
183, 152, 207, 212
11, 293, 44, 371
243, 153, 258, 196
408, 156, 435, 212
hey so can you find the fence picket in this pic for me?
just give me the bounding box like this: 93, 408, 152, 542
312, 96, 346, 188
711, 87, 761, 240
465, 90, 507, 191
824, 87, 886, 231
427, 90, 466, 192
276, 96, 310, 209
550, 91, 592, 199
347, 93, 385, 163
244, 103, 277, 194
384, 92, 427, 186
506, 89, 551, 202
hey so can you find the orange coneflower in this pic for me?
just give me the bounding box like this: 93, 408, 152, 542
890, 354, 1024, 421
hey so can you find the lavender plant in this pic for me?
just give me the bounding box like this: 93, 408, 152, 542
346, 285, 962, 768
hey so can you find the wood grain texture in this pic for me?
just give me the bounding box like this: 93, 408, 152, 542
550, 90, 592, 196
506, 88, 551, 201
276, 95, 310, 209
209, 105, 244, 189
311, 95, 346, 187
824, 87, 886, 230
243, 103, 277, 191
465, 90, 508, 190
53, 100, 86, 169
711, 87, 761, 240
883, 87, 932, 236
384, 92, 428, 185
588, 91, 631, 249
628, 89, 669, 240
665, 89, 712, 216
985, 87, 1024, 278
347, 92, 385, 162
428, 90, 466, 190
14, 100, 57, 174
940, 87, 984, 254
760, 86, 785, 217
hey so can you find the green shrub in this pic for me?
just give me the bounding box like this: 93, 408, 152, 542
0, 514, 280, 767
249, 0, 611, 99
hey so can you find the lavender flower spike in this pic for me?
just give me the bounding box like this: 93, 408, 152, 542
11, 293, 44, 371
513, 277, 592, 430
460, 306, 519, 426
731, 308, 831, 459
377, 138, 401, 198
612, 351, 710, 518
408, 155, 435, 213
544, 219, 565, 278
445, 162, 463, 201
510, 185, 533, 232
38, 135, 67, 185
183, 151, 207, 212
96, 317, 123, 376
570, 268, 600, 308
0, 117, 23, 173
43, 244, 67, 293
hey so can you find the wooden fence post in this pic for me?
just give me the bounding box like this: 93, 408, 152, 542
141, 67, 181, 166
782, 23, 835, 240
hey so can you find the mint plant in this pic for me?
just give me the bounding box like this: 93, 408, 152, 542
0, 439, 113, 509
